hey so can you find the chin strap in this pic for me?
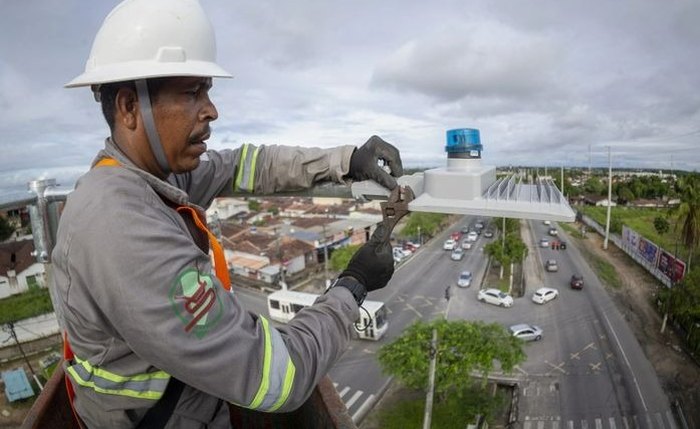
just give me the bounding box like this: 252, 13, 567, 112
135, 79, 171, 176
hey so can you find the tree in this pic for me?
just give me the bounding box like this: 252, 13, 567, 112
0, 216, 14, 242
378, 319, 525, 396
248, 199, 261, 211
659, 266, 700, 320
584, 177, 605, 195
674, 174, 700, 270
653, 216, 670, 237
401, 212, 447, 239
329, 244, 360, 272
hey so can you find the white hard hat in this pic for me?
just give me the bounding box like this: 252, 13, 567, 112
65, 0, 232, 88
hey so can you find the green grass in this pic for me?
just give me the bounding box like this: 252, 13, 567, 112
560, 222, 583, 238
0, 288, 54, 324
579, 206, 682, 252
375, 386, 507, 429
579, 246, 622, 289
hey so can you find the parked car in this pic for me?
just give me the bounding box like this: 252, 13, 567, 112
466, 231, 478, 242
532, 287, 559, 304
477, 288, 514, 307
539, 238, 550, 248
461, 239, 472, 250
545, 259, 559, 272
570, 274, 584, 290
483, 230, 494, 238
509, 323, 543, 342
451, 247, 465, 261
457, 271, 473, 288
548, 228, 558, 236
393, 247, 410, 263
443, 239, 457, 251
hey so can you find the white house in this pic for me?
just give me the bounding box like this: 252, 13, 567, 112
0, 239, 46, 299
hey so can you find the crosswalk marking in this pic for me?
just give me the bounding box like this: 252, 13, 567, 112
537, 421, 545, 429
345, 390, 363, 409
646, 414, 653, 428
581, 420, 588, 429
622, 416, 629, 429
516, 411, 677, 429
595, 418, 602, 429
338, 386, 350, 398
608, 417, 616, 429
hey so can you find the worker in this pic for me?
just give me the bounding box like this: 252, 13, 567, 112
53, 0, 403, 427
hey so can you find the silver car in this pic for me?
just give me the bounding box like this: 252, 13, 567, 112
509, 323, 543, 341
451, 247, 465, 261
457, 271, 473, 288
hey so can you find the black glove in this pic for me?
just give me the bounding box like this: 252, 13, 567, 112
346, 135, 404, 190
339, 223, 394, 292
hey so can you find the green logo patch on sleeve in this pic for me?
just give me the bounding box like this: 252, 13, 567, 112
169, 268, 224, 339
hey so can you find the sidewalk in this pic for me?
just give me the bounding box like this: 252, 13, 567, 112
520, 219, 543, 293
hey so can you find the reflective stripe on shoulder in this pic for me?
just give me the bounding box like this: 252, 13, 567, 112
234, 144, 260, 193
65, 355, 170, 401
248, 316, 296, 411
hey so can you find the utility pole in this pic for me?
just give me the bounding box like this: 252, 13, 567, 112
560, 166, 564, 197
322, 223, 329, 288
500, 217, 506, 279
274, 227, 286, 289
422, 328, 438, 429
4, 322, 43, 391
603, 146, 612, 250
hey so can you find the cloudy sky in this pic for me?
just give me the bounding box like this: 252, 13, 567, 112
1, 0, 699, 201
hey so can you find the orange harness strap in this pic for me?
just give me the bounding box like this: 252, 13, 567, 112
63, 158, 232, 424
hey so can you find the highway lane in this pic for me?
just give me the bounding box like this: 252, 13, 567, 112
446, 219, 676, 428
327, 215, 493, 421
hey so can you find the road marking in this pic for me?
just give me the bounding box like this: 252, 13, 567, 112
363, 348, 376, 354
583, 342, 597, 351
544, 360, 568, 375
581, 419, 588, 429
351, 393, 375, 423
570, 352, 580, 360
655, 412, 665, 428
404, 302, 422, 317
333, 382, 338, 388
515, 365, 529, 376
345, 390, 363, 409
602, 313, 648, 411
605, 352, 614, 360
622, 416, 630, 429
338, 386, 350, 398
589, 362, 602, 371
609, 417, 616, 429
595, 418, 602, 429
645, 414, 653, 428
567, 421, 574, 429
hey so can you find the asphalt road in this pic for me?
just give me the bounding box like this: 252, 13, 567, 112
234, 216, 676, 428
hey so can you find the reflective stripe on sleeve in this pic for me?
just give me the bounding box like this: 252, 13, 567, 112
65, 355, 170, 401
248, 316, 296, 411
234, 144, 260, 193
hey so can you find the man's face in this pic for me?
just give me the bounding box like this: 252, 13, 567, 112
150, 77, 218, 174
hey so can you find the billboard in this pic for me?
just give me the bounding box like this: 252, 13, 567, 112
637, 237, 660, 265
657, 250, 686, 284
622, 226, 640, 249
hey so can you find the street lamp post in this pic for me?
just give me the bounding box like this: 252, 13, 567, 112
418, 226, 422, 246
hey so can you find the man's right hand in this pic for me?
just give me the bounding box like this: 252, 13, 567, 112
339, 224, 394, 292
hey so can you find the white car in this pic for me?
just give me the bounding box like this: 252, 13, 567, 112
543, 220, 551, 226
477, 288, 514, 307
451, 247, 465, 261
393, 247, 410, 263
457, 271, 473, 288
466, 231, 478, 242
545, 259, 559, 272
532, 287, 559, 304
509, 324, 543, 342
539, 238, 550, 248
443, 239, 457, 250
461, 239, 472, 250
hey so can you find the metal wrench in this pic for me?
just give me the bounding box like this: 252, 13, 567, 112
379, 185, 415, 245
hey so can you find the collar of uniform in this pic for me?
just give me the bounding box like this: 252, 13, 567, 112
93, 138, 189, 206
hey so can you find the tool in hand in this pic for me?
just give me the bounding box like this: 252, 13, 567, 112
379, 185, 415, 245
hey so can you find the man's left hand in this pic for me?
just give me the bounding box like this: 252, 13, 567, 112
346, 135, 403, 190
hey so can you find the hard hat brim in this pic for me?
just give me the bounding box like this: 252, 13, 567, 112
65, 60, 232, 88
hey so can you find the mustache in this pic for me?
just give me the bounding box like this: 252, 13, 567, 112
190, 127, 211, 142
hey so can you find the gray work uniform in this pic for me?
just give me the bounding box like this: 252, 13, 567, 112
52, 138, 360, 428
